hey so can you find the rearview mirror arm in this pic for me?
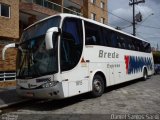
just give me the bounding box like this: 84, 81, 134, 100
2, 43, 19, 60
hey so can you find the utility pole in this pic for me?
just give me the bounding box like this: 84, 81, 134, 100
61, 0, 64, 13
129, 0, 145, 36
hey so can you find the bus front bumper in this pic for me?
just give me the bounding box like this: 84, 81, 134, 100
16, 83, 64, 99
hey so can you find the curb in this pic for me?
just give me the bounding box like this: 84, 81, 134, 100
0, 99, 30, 109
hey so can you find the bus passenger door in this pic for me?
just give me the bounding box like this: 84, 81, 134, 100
60, 18, 89, 97
108, 63, 123, 85
114, 62, 124, 84
108, 64, 115, 86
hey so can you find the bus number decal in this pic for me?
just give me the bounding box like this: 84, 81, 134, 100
76, 80, 82, 86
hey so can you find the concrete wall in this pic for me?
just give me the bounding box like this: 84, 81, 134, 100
0, 0, 19, 39
69, 0, 83, 6
89, 0, 108, 24
83, 0, 108, 24
0, 44, 17, 71
0, 0, 19, 72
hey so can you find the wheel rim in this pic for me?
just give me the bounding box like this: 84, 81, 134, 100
144, 74, 147, 79
144, 70, 147, 79
93, 79, 102, 93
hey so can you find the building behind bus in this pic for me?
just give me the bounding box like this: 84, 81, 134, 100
0, 0, 108, 82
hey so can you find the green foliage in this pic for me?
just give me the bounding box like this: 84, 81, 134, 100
153, 51, 160, 64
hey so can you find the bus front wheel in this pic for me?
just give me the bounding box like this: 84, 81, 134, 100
91, 74, 104, 97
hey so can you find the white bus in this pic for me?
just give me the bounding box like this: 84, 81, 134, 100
2, 13, 154, 99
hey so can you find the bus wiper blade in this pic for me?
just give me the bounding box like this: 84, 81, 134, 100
19, 51, 27, 76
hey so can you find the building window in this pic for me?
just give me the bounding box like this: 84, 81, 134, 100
91, 13, 96, 21
91, 0, 96, 4
101, 17, 105, 24
100, 1, 105, 9
0, 3, 10, 18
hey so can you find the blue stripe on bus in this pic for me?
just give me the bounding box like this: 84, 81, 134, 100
125, 56, 153, 74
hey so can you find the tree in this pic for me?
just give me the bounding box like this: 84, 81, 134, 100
153, 51, 160, 64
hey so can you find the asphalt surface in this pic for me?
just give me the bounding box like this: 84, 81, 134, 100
0, 75, 160, 120
0, 86, 29, 109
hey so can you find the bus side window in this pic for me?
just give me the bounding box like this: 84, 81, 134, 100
125, 38, 131, 50
143, 42, 151, 53
85, 21, 103, 46
86, 36, 96, 45
118, 34, 127, 49
130, 39, 135, 50
139, 41, 145, 52
102, 28, 112, 47
147, 44, 151, 53
111, 32, 118, 48
118, 42, 122, 48
134, 41, 140, 51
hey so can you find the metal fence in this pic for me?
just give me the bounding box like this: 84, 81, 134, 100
0, 72, 16, 81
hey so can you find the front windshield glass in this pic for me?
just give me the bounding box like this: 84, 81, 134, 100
17, 16, 60, 79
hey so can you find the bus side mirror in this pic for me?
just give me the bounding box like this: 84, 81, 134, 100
45, 27, 60, 50
2, 43, 18, 60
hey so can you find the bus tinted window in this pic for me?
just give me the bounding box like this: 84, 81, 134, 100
146, 43, 151, 53
142, 41, 151, 53
22, 16, 61, 41
124, 37, 131, 50
61, 18, 83, 71
85, 21, 103, 46
111, 32, 118, 48
117, 34, 127, 49
84, 20, 151, 53
102, 28, 112, 47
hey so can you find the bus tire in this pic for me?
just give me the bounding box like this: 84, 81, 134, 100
143, 68, 148, 80
91, 74, 104, 97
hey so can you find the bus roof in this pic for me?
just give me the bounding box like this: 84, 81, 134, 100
24, 13, 149, 43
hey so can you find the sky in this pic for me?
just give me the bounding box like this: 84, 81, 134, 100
108, 0, 160, 48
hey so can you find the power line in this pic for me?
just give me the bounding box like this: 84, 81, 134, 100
137, 34, 160, 38
107, 11, 132, 24
138, 13, 154, 24
90, 1, 133, 24
136, 33, 146, 39
121, 24, 133, 29
137, 31, 160, 36
121, 29, 133, 34
93, 1, 160, 31
137, 24, 160, 29
108, 23, 117, 27
108, 11, 160, 30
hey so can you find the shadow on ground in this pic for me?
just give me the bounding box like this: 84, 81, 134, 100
18, 78, 145, 112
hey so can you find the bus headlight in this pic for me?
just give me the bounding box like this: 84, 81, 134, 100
42, 81, 58, 88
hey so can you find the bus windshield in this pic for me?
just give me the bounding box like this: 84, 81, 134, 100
16, 16, 60, 79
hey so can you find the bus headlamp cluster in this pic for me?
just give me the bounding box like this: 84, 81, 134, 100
42, 81, 58, 88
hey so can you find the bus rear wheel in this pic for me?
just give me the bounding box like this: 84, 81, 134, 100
143, 68, 148, 80
91, 74, 104, 97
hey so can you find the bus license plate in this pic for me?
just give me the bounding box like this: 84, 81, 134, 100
26, 92, 34, 97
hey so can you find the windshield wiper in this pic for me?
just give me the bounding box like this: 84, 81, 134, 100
19, 50, 27, 76
27, 50, 30, 77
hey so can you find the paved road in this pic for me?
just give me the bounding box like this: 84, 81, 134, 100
1, 75, 160, 120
